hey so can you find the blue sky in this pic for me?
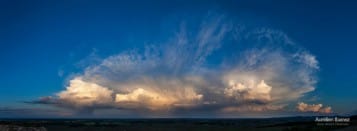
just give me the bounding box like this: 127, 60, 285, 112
0, 0, 356, 118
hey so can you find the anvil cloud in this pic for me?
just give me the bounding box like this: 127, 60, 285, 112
31, 15, 331, 116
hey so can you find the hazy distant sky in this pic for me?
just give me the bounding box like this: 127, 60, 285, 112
0, 0, 356, 118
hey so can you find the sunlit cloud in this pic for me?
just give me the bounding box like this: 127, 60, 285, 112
57, 77, 114, 108
29, 14, 327, 116
114, 78, 204, 110
224, 80, 272, 103
297, 102, 332, 114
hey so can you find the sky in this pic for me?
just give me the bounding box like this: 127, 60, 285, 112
0, 0, 357, 118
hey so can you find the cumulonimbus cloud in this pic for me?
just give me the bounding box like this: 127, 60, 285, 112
297, 102, 332, 113
224, 80, 272, 103
57, 77, 114, 108
29, 14, 327, 116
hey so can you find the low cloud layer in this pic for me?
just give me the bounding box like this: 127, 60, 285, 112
0, 107, 72, 118
30, 15, 328, 116
297, 102, 332, 113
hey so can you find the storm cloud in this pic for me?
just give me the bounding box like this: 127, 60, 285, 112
30, 15, 327, 116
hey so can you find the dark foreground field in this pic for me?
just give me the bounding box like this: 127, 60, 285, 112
0, 115, 356, 131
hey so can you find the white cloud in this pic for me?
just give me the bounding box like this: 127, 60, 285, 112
224, 80, 272, 103
222, 45, 318, 104
57, 77, 114, 108
294, 51, 319, 69
297, 102, 332, 113
113, 77, 204, 110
